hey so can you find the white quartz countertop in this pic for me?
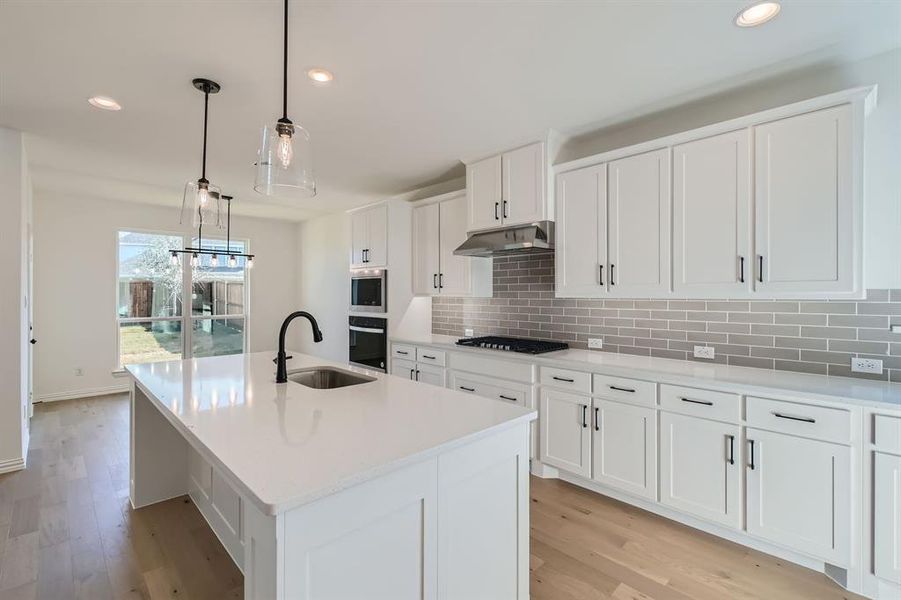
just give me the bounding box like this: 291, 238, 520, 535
391, 334, 901, 410
126, 351, 535, 515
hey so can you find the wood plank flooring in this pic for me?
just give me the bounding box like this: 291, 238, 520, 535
0, 393, 862, 600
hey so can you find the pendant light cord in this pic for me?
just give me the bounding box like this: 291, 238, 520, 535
282, 0, 289, 121
201, 89, 210, 179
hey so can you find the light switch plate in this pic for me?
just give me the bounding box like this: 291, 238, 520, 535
851, 357, 883, 374
588, 338, 603, 349
693, 346, 715, 360
464, 328, 474, 337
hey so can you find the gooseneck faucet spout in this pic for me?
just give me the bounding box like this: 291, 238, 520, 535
276, 311, 323, 383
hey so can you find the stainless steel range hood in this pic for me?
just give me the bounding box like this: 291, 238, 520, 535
453, 221, 555, 257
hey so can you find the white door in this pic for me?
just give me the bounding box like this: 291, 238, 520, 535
555, 164, 607, 297
438, 195, 471, 296
466, 155, 503, 232
502, 142, 545, 226
367, 204, 388, 267
746, 428, 850, 564
673, 130, 751, 295
391, 358, 416, 380
539, 389, 591, 478
754, 104, 854, 294
351, 211, 368, 267
591, 399, 656, 500
875, 452, 901, 583
416, 363, 446, 387
413, 203, 440, 296
608, 148, 671, 296
660, 412, 741, 529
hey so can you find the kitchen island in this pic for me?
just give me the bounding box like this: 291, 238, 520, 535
126, 351, 536, 600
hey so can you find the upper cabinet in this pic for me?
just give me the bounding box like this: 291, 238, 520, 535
467, 142, 549, 232
556, 164, 607, 297
413, 192, 492, 297
350, 204, 388, 268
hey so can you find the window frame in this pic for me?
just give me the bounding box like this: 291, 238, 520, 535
115, 228, 251, 368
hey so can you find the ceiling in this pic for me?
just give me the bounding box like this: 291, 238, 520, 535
2, 1, 899, 222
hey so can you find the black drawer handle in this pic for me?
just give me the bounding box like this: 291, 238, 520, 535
409, 369, 415, 380
499, 394, 516, 402
581, 405, 588, 428
553, 376, 575, 383
459, 386, 475, 392
593, 407, 600, 431
727, 434, 735, 465
758, 255, 764, 283
599, 264, 604, 286
748, 439, 756, 470
739, 256, 745, 283
396, 350, 409, 355
609, 385, 635, 393
610, 264, 615, 285
681, 397, 714, 406
773, 412, 816, 424
495, 202, 499, 220
422, 355, 436, 360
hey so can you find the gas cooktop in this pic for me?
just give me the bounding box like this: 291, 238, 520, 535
455, 336, 569, 355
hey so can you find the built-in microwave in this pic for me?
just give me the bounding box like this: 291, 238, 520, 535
350, 269, 387, 313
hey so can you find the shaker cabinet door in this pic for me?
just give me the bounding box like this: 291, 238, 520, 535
412, 203, 440, 296
502, 142, 546, 226
555, 164, 607, 297
539, 389, 591, 478
467, 155, 503, 232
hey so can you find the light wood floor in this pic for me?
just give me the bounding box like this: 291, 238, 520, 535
0, 394, 862, 600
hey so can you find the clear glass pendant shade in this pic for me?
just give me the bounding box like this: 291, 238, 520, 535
180, 180, 223, 228
254, 122, 315, 198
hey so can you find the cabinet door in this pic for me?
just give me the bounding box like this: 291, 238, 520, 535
539, 389, 590, 478
660, 412, 741, 529
591, 399, 656, 500
746, 428, 850, 564
673, 130, 751, 295
391, 358, 416, 380
350, 211, 368, 267
412, 203, 440, 296
467, 155, 503, 232
366, 204, 388, 267
875, 452, 901, 583
556, 164, 607, 297
502, 142, 545, 226
415, 363, 446, 387
754, 104, 854, 294
608, 148, 671, 295
438, 195, 472, 296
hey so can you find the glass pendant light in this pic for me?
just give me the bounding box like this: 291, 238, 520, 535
181, 78, 224, 228
254, 0, 316, 198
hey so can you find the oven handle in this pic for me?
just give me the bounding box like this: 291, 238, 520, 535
349, 325, 385, 334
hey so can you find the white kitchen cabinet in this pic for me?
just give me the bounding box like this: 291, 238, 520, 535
555, 163, 608, 297
607, 148, 671, 296
875, 451, 901, 583
591, 398, 656, 501
350, 203, 388, 268
467, 142, 548, 232
390, 346, 447, 387
659, 411, 741, 529
415, 363, 446, 387
391, 357, 416, 380
187, 446, 244, 567
746, 427, 850, 564
754, 104, 855, 294
412, 193, 491, 297
449, 370, 530, 408
673, 130, 751, 295
539, 388, 590, 478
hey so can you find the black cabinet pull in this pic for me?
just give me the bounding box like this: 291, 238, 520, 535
739, 256, 745, 283
503, 200, 508, 219
415, 369, 420, 381
422, 354, 436, 360
433, 274, 438, 289
727, 434, 735, 465
396, 350, 409, 355
599, 264, 604, 286
499, 394, 516, 402
609, 385, 635, 393
748, 439, 756, 470
593, 407, 600, 431
773, 412, 816, 424
459, 386, 475, 392
495, 202, 499, 220
409, 369, 415, 380
438, 273, 443, 289
681, 397, 714, 406
553, 376, 575, 383
610, 264, 615, 285
581, 405, 588, 428
758, 255, 764, 283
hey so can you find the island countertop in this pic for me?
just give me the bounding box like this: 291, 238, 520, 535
126, 351, 536, 516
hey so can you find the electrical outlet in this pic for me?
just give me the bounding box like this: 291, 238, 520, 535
588, 338, 603, 349
74, 367, 84, 376
464, 328, 474, 337
891, 324, 901, 333
851, 357, 883, 374
693, 346, 715, 360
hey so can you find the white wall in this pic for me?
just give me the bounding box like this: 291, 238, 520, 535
0, 127, 31, 470
32, 191, 300, 400
562, 48, 901, 289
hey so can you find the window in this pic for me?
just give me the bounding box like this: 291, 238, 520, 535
117, 231, 249, 367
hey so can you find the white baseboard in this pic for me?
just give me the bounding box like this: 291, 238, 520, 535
35, 385, 130, 403
0, 457, 25, 474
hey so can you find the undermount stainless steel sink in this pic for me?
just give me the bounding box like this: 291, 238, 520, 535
286, 367, 375, 389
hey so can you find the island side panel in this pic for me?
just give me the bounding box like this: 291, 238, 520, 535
437, 422, 531, 600
129, 381, 189, 508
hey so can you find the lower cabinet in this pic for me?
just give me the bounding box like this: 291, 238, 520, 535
591, 399, 657, 501
659, 411, 741, 529
539, 389, 591, 478
390, 356, 446, 387
875, 452, 901, 583
391, 358, 416, 379
188, 445, 244, 568
746, 428, 850, 564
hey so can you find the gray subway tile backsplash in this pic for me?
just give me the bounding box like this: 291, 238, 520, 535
431, 253, 901, 383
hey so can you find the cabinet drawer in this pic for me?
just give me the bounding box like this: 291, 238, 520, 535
540, 367, 591, 393
874, 414, 901, 453
415, 347, 446, 366
450, 372, 529, 407
660, 384, 740, 423
453, 374, 490, 396
392, 344, 416, 360
747, 396, 850, 444
593, 374, 656, 407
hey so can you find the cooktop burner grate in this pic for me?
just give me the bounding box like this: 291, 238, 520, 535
455, 336, 569, 355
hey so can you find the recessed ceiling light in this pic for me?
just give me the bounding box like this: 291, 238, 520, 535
307, 68, 334, 84
735, 2, 781, 27
88, 95, 122, 111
